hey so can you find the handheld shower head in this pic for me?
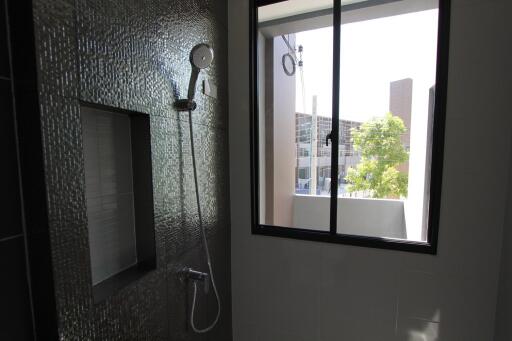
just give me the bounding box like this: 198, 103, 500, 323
190, 43, 214, 70
186, 43, 213, 101
175, 43, 214, 111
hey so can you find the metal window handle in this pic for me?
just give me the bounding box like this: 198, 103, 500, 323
326, 132, 332, 146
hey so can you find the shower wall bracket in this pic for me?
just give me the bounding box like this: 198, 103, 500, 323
174, 99, 197, 112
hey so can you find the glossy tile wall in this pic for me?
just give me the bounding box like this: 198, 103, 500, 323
29, 0, 231, 339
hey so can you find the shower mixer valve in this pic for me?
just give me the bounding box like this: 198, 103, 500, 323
179, 267, 210, 293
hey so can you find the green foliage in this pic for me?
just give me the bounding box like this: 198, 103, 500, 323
345, 112, 409, 198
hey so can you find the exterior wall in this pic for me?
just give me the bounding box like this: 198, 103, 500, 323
258, 31, 267, 223
295, 112, 361, 194
271, 36, 296, 226
29, 0, 232, 339
390, 78, 413, 153
263, 36, 275, 224
229, 0, 512, 340
390, 78, 413, 176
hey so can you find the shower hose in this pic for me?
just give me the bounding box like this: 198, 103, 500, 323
188, 110, 221, 333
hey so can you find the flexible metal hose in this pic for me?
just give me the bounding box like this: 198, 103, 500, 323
188, 110, 221, 333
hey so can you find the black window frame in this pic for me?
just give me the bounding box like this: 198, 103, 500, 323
249, 0, 451, 254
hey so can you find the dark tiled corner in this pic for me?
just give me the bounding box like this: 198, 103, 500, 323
0, 79, 22, 240
0, 237, 34, 341
0, 0, 9, 78
6, 0, 38, 82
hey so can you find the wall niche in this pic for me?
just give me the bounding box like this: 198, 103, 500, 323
81, 103, 156, 302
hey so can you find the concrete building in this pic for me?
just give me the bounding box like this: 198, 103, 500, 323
295, 112, 361, 195
389, 78, 413, 173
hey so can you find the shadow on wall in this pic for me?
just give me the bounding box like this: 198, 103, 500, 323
395, 268, 445, 341
398, 310, 441, 341
156, 59, 181, 99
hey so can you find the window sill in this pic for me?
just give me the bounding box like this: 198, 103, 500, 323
252, 224, 437, 254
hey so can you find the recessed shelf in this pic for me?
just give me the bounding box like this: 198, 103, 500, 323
80, 103, 156, 302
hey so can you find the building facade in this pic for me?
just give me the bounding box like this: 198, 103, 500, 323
295, 113, 361, 195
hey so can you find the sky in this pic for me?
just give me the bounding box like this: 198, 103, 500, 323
294, 9, 439, 122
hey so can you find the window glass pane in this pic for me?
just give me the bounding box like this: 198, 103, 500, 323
336, 0, 439, 241
257, 0, 333, 231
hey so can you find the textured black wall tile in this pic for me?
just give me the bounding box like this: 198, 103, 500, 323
12, 78, 58, 339
31, 0, 231, 339
153, 115, 229, 262
201, 0, 228, 29
0, 79, 22, 240
76, 0, 228, 130
1, 0, 61, 338
0, 237, 34, 341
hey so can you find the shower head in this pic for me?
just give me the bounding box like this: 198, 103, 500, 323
187, 43, 213, 101
190, 43, 214, 70
175, 43, 214, 111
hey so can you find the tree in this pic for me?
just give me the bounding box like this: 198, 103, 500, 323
345, 112, 409, 198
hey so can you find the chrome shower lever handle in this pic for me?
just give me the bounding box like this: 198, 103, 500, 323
179, 267, 208, 281
179, 267, 210, 293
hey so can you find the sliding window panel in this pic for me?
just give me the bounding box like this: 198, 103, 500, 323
256, 0, 334, 231
336, 0, 440, 241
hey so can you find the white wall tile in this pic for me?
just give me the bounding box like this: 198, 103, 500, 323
229, 0, 512, 340
397, 317, 440, 341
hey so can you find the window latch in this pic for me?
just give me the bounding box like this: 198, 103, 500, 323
326, 131, 332, 146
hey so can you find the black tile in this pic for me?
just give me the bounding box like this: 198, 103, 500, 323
12, 81, 47, 236
11, 79, 58, 337
0, 236, 34, 341
6, 0, 37, 82
0, 79, 22, 240
25, 232, 58, 340
0, 0, 9, 78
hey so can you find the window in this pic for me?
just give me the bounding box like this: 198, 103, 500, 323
250, 0, 450, 253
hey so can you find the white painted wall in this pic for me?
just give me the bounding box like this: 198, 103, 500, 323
229, 0, 512, 339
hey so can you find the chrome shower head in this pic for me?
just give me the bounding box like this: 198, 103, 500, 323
186, 44, 213, 101
175, 43, 214, 111
190, 43, 214, 70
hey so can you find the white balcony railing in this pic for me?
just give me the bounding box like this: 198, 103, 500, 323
292, 194, 407, 239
